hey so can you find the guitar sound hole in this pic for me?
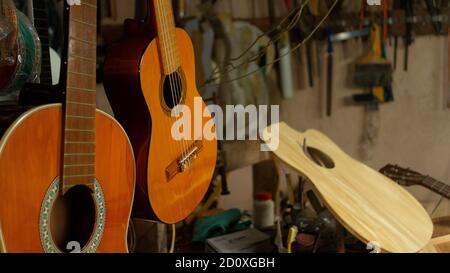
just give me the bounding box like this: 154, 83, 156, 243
162, 71, 184, 110
305, 146, 335, 169
50, 185, 96, 252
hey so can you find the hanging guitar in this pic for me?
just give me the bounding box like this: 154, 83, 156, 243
0, 0, 135, 253
104, 0, 217, 224
380, 164, 450, 200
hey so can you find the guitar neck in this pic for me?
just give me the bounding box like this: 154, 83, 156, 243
61, 0, 97, 194
421, 176, 450, 199
32, 0, 52, 85
152, 0, 180, 75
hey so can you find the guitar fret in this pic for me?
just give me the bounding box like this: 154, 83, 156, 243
71, 18, 96, 28
65, 128, 95, 132
64, 164, 95, 167
68, 70, 95, 77
65, 141, 95, 144
70, 35, 96, 46
67, 101, 95, 106
64, 174, 95, 178
64, 153, 95, 156
66, 115, 95, 120
67, 86, 96, 92
83, 2, 97, 9
69, 54, 95, 63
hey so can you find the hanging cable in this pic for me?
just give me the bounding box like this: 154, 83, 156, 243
202, 0, 340, 87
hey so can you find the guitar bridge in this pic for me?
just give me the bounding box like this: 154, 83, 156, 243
165, 140, 203, 182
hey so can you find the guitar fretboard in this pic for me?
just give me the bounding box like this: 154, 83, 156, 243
32, 0, 52, 85
153, 0, 180, 75
421, 176, 450, 199
62, 0, 97, 193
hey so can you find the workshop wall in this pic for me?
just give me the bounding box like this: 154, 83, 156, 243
92, 0, 450, 218
219, 35, 450, 218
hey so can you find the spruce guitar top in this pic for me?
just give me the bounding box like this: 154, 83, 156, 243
263, 122, 433, 253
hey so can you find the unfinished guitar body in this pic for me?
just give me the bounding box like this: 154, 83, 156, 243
263, 122, 433, 253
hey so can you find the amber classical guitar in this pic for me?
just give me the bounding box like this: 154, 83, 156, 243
0, 0, 135, 253
104, 0, 217, 224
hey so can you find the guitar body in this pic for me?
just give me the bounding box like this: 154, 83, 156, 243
105, 20, 217, 223
0, 104, 135, 253
140, 28, 217, 224
104, 20, 155, 220
264, 122, 433, 253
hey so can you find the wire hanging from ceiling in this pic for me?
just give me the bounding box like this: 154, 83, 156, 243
201, 0, 340, 87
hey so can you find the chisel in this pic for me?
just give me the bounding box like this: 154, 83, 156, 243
326, 29, 334, 116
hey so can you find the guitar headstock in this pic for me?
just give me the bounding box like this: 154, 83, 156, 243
379, 164, 425, 187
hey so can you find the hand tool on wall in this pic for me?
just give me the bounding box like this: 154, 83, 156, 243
269, 0, 295, 99
448, 27, 450, 108
308, 0, 320, 16
353, 23, 393, 104
425, 0, 442, 34
296, 0, 314, 88
354, 24, 392, 89
325, 29, 334, 116
403, 0, 415, 71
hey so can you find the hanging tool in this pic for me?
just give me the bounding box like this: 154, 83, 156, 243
353, 23, 393, 105
403, 0, 415, 71
447, 25, 450, 109
296, 0, 314, 88
425, 0, 443, 34
270, 0, 294, 99
393, 35, 398, 70
326, 29, 334, 117
383, 0, 389, 42
354, 24, 392, 88
392, 0, 402, 70
308, 0, 320, 16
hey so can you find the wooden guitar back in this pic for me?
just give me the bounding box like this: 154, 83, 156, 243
0, 105, 135, 252
263, 122, 433, 253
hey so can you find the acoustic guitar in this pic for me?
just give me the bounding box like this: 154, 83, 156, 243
380, 164, 450, 200
263, 122, 433, 253
104, 0, 217, 224
0, 0, 135, 253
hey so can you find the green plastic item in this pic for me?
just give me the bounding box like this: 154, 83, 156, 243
192, 208, 251, 242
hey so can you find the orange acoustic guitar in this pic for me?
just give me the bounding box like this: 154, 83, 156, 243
104, 0, 217, 224
0, 0, 135, 253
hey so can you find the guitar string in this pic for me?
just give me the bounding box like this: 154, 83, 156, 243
166, 0, 191, 167
157, 0, 186, 216
157, 0, 188, 165
163, 0, 190, 165
156, 0, 178, 162
164, 0, 189, 163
